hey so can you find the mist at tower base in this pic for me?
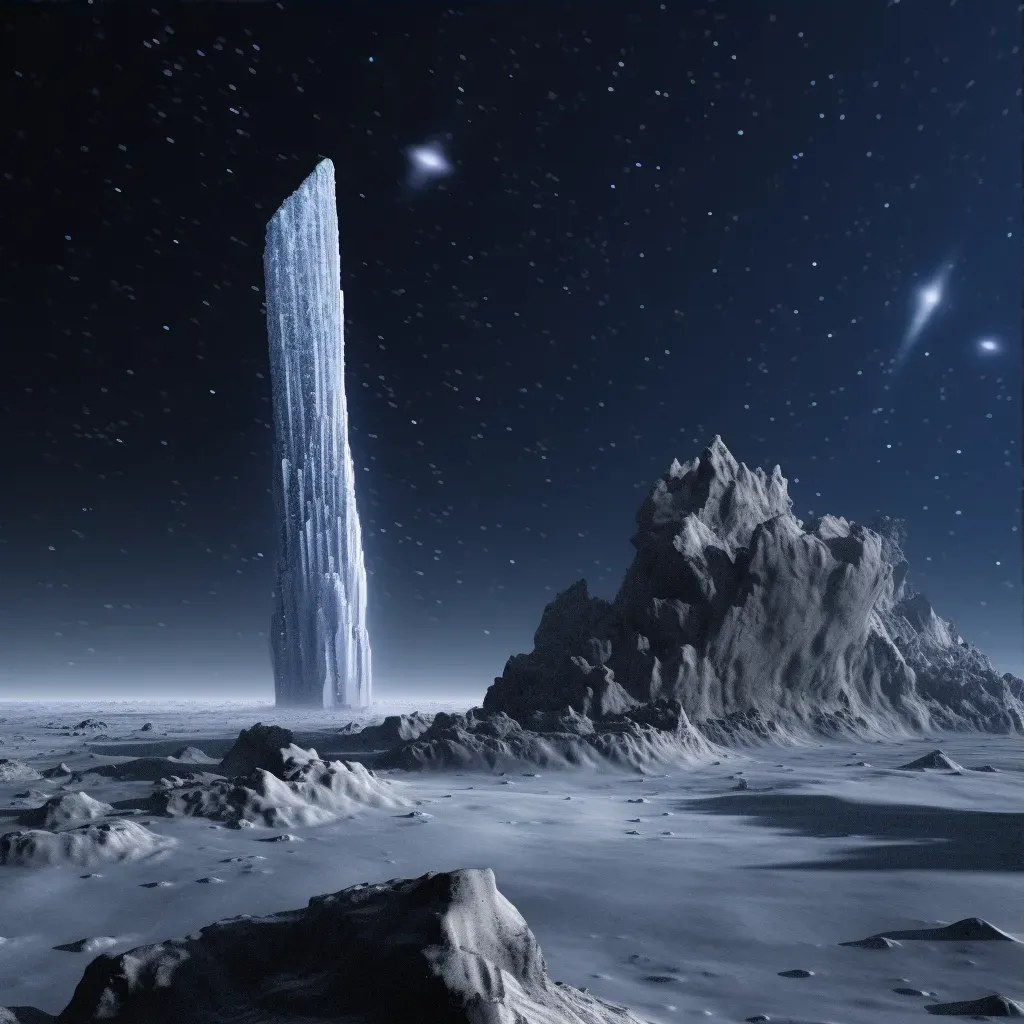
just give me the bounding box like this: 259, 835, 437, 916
265, 160, 372, 710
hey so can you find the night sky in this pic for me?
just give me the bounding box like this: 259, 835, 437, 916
2, 1, 1020, 701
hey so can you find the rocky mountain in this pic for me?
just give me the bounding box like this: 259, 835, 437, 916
483, 437, 1023, 740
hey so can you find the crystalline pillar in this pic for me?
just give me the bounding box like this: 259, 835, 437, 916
265, 159, 372, 709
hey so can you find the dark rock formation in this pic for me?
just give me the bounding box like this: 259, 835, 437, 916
483, 438, 1024, 740
332, 712, 433, 750
218, 723, 317, 778
3, 869, 646, 1024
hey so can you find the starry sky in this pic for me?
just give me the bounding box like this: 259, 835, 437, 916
2, 0, 1020, 701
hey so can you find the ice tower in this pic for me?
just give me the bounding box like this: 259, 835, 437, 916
265, 159, 372, 709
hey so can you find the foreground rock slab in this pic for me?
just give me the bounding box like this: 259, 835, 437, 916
1, 868, 648, 1024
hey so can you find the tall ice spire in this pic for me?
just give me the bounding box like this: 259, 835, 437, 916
265, 159, 372, 708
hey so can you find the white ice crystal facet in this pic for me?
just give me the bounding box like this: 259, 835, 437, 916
265, 160, 372, 709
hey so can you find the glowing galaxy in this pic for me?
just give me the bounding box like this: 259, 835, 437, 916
893, 264, 953, 369
406, 142, 452, 188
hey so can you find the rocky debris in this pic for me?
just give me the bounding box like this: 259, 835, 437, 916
12, 868, 646, 1024
482, 438, 1024, 741
0, 819, 175, 868
16, 793, 113, 830
139, 723, 153, 732
73, 720, 107, 732
0, 760, 41, 784
40, 763, 73, 779
896, 750, 964, 772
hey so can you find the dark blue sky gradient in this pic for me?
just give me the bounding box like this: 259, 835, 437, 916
1, 0, 1020, 699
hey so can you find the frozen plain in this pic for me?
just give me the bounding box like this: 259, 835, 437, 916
0, 699, 1021, 1023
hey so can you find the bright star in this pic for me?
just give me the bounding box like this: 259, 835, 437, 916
978, 337, 1001, 354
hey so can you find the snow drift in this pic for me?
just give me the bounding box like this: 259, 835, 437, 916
481, 437, 1024, 743
0, 819, 175, 868
5, 868, 646, 1024
16, 792, 113, 830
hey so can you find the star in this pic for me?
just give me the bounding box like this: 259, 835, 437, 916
977, 337, 1001, 355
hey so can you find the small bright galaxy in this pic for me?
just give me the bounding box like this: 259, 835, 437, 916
406, 142, 452, 188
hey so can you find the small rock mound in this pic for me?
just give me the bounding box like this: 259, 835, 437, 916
925, 994, 1024, 1017
22, 868, 646, 1024
839, 935, 902, 950
73, 720, 108, 731
218, 723, 317, 777
0, 819, 175, 868
41, 763, 73, 779
848, 918, 1016, 944
333, 712, 433, 750
0, 760, 41, 784
150, 757, 406, 829
169, 746, 215, 763
0, 1008, 56, 1023
53, 937, 119, 955
896, 750, 964, 772
17, 793, 113, 830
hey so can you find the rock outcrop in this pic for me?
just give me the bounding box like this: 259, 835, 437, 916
147, 724, 407, 828
333, 712, 433, 750
3, 869, 646, 1024
483, 437, 1024, 741
377, 703, 716, 772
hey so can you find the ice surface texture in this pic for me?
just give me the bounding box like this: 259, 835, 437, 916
4, 869, 646, 1024
484, 437, 1024, 740
265, 159, 371, 709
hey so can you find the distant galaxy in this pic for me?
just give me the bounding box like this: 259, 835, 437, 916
406, 142, 452, 189
893, 263, 953, 369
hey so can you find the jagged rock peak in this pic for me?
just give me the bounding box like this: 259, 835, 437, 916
484, 436, 1024, 742
636, 435, 792, 553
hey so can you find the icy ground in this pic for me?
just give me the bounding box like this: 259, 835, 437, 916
0, 700, 1021, 1023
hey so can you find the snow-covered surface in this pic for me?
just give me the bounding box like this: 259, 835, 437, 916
0, 700, 1022, 1021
